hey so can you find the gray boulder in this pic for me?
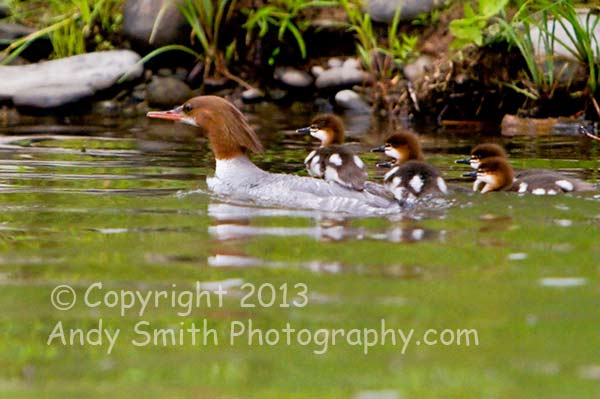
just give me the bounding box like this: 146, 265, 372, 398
146, 76, 192, 106
314, 58, 370, 90
365, 0, 447, 23
0, 50, 144, 108
274, 67, 314, 88
335, 90, 370, 114
122, 0, 188, 47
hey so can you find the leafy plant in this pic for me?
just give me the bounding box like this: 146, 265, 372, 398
243, 0, 336, 66
340, 0, 417, 77
498, 0, 600, 113
450, 0, 600, 116
339, 0, 418, 118
1, 0, 122, 64
143, 0, 252, 89
449, 0, 508, 48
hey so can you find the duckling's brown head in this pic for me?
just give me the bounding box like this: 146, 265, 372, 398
473, 156, 514, 193
297, 114, 345, 146
457, 143, 508, 169
147, 95, 263, 160
371, 132, 424, 165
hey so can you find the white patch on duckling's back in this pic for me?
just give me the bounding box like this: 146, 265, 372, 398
353, 155, 364, 169
532, 188, 546, 195
409, 175, 424, 193
304, 150, 316, 165
309, 155, 322, 177
324, 166, 340, 184
385, 167, 400, 181
329, 153, 343, 166
555, 179, 574, 192
436, 177, 448, 194
518, 182, 528, 193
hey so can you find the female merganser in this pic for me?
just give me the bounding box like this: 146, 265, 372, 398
296, 114, 367, 191
458, 142, 596, 189
468, 156, 596, 194
371, 132, 448, 204
146, 96, 402, 215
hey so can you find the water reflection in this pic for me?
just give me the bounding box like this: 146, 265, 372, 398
207, 203, 446, 243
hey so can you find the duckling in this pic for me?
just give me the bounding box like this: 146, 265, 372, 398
458, 142, 597, 188
297, 114, 368, 191
371, 132, 448, 204
455, 143, 507, 170
467, 156, 596, 194
371, 131, 424, 168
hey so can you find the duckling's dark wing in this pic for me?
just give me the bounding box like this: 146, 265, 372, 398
515, 168, 563, 179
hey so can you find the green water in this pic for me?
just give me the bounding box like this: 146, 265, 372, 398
1, 107, 599, 398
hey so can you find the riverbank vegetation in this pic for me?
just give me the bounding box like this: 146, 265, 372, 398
1, 0, 599, 122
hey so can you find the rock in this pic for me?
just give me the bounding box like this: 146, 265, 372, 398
403, 55, 434, 82
335, 89, 370, 113
173, 67, 188, 81
146, 76, 191, 106
0, 22, 52, 61
122, 0, 188, 48
241, 88, 265, 104
328, 58, 343, 68
315, 65, 370, 90
0, 50, 143, 108
91, 100, 122, 116
311, 65, 325, 76
529, 9, 600, 60
365, 0, 446, 23
0, 22, 34, 40
13, 84, 95, 108
0, 0, 9, 18
343, 58, 361, 70
157, 68, 172, 77
274, 67, 314, 88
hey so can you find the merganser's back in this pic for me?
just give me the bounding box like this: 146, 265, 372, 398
147, 96, 401, 215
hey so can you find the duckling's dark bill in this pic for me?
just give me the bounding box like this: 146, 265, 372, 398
376, 161, 394, 168
455, 158, 471, 164
296, 127, 311, 134
147, 107, 184, 121
462, 171, 477, 177
371, 145, 386, 153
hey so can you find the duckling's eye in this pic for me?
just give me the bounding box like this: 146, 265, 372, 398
183, 103, 192, 113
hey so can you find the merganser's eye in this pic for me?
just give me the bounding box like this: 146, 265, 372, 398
183, 103, 192, 113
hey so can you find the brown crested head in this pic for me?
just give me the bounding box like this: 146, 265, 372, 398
308, 114, 345, 146
476, 156, 514, 192
384, 131, 424, 163
471, 143, 507, 160
147, 95, 263, 160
